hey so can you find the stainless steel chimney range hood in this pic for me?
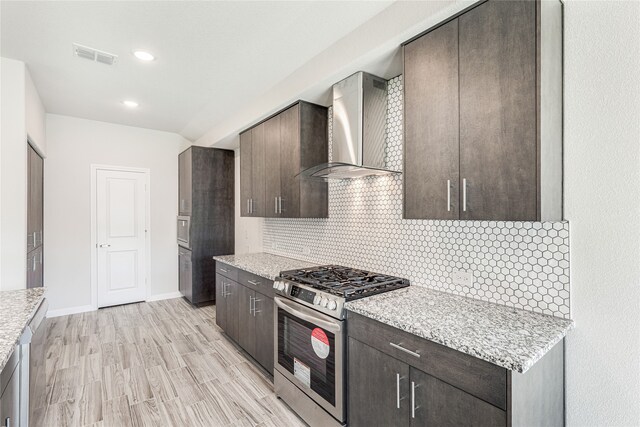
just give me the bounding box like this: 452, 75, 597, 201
298, 71, 400, 180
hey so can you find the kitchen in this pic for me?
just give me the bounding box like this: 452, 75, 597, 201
0, 1, 638, 427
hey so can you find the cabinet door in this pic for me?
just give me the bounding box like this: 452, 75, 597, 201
348, 338, 410, 427
279, 104, 301, 218
178, 248, 193, 302
215, 273, 228, 332
237, 285, 256, 357
27, 146, 43, 251
178, 149, 193, 215
0, 364, 19, 427
250, 123, 266, 217
253, 294, 274, 374
26, 246, 43, 289
264, 115, 281, 218
33, 149, 44, 247
403, 18, 460, 220
459, 0, 537, 220
239, 131, 253, 217
226, 281, 240, 343
410, 367, 506, 427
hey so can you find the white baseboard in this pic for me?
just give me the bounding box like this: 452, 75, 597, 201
146, 291, 183, 302
47, 304, 95, 318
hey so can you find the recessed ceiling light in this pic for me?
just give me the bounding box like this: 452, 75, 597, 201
122, 100, 139, 108
133, 50, 155, 61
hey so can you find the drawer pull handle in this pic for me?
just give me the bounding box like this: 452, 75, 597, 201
219, 268, 228, 273
390, 342, 421, 358
247, 280, 260, 286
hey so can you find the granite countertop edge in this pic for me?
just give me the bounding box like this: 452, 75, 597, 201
346, 287, 574, 374
0, 288, 46, 372
213, 252, 318, 280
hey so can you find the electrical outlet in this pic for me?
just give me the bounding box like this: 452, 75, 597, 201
302, 247, 311, 255
271, 242, 278, 250
452, 270, 473, 287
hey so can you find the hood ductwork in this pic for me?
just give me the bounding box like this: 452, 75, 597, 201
299, 72, 400, 180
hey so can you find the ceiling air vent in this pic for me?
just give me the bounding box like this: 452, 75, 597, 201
72, 43, 118, 65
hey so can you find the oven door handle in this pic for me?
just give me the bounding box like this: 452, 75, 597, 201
274, 297, 342, 333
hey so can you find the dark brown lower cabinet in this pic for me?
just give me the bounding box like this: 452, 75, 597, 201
348, 338, 410, 427
238, 284, 257, 357
215, 263, 274, 374
414, 368, 506, 427
348, 312, 564, 427
253, 294, 274, 373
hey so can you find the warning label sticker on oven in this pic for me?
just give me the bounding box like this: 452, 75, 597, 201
294, 358, 311, 388
311, 328, 330, 359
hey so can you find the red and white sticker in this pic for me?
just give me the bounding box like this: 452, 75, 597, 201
311, 328, 330, 359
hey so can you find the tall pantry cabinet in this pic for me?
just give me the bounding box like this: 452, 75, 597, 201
178, 147, 234, 304
27, 144, 44, 288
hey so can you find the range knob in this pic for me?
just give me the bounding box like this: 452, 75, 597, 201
313, 295, 322, 305
320, 297, 329, 308
274, 281, 285, 291
327, 300, 337, 311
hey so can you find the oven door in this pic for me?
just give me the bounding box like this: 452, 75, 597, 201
177, 216, 190, 248
274, 296, 345, 422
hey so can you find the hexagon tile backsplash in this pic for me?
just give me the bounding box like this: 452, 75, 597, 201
264, 76, 571, 319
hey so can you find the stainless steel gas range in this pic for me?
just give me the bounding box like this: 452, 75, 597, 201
273, 265, 409, 427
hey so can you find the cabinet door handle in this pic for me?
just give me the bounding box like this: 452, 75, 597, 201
411, 381, 420, 419
462, 178, 467, 212
447, 179, 451, 212
278, 196, 283, 213
275, 197, 278, 214
389, 342, 420, 358
32, 256, 37, 271
249, 295, 254, 314
250, 198, 254, 214
253, 297, 262, 316
247, 280, 260, 286
396, 373, 401, 409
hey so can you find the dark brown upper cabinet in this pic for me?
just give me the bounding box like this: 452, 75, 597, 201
240, 100, 328, 218
403, 0, 563, 221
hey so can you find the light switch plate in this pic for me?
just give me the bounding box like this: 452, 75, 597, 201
452, 270, 473, 287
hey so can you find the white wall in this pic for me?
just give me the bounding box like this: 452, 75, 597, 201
233, 147, 263, 254
0, 58, 27, 291
0, 58, 47, 291
563, 1, 640, 425
45, 114, 189, 312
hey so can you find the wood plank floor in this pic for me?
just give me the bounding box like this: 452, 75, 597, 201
36, 298, 306, 427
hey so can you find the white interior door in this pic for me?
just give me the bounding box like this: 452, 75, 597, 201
96, 169, 147, 308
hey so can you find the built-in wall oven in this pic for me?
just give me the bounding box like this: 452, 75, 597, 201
177, 216, 190, 249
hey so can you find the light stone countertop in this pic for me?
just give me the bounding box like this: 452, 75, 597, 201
213, 252, 318, 280
346, 285, 574, 373
0, 288, 46, 372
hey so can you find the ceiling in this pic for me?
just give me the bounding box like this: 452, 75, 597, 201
0, 1, 394, 141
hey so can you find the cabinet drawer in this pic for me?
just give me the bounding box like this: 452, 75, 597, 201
215, 262, 238, 281
238, 270, 274, 298
347, 311, 507, 410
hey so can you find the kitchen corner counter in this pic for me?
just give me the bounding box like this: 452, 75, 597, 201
345, 286, 573, 373
0, 287, 46, 372
213, 252, 318, 280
